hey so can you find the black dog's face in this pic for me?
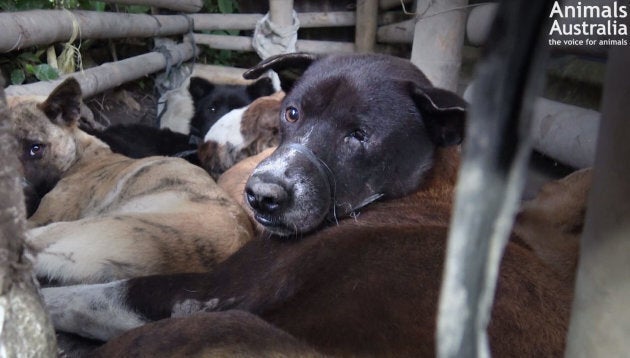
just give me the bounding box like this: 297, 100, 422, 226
244, 54, 466, 236
188, 77, 275, 137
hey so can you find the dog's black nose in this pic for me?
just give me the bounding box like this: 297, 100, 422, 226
245, 176, 289, 215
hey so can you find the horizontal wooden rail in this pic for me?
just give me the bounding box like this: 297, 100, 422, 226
193, 33, 354, 54
193, 64, 253, 85
0, 10, 193, 53
5, 42, 194, 98
191, 11, 356, 31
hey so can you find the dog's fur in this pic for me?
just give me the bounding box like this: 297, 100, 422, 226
10, 78, 253, 285
198, 92, 283, 179
41, 54, 575, 356
514, 167, 592, 283
92, 310, 323, 358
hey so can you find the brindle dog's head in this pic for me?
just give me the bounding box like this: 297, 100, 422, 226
9, 78, 83, 212
242, 53, 467, 236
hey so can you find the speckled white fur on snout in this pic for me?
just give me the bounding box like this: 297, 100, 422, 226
248, 146, 332, 235
203, 106, 248, 149
251, 147, 297, 178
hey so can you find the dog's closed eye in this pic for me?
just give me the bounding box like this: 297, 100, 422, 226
346, 129, 367, 143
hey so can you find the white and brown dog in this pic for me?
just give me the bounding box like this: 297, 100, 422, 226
197, 91, 284, 179
8, 78, 253, 285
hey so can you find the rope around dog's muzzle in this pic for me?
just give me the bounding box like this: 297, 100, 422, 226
285, 142, 333, 197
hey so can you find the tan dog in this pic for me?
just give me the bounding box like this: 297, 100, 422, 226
218, 147, 276, 235
9, 78, 253, 285
514, 168, 592, 283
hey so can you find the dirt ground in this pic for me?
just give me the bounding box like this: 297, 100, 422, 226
84, 79, 158, 128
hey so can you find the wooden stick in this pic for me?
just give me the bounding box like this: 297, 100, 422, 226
0, 79, 57, 358
193, 33, 354, 54
5, 42, 195, 98
355, 0, 379, 52
190, 12, 356, 31
0, 10, 192, 53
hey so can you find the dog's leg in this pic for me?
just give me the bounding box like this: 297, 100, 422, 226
41, 280, 147, 341
26, 219, 153, 284
26, 213, 225, 285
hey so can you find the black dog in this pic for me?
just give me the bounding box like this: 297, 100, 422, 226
42, 53, 571, 357
85, 76, 276, 161
188, 76, 276, 139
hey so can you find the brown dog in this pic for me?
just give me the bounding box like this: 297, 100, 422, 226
9, 78, 253, 285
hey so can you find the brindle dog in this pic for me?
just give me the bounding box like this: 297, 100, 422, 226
8, 78, 253, 285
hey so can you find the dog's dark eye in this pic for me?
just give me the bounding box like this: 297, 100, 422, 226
208, 106, 216, 113
27, 143, 45, 159
285, 106, 299, 123
346, 129, 368, 143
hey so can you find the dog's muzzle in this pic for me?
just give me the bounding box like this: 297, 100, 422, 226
245, 142, 333, 234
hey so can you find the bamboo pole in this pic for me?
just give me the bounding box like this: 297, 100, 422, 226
192, 64, 253, 85
376, 19, 415, 43
269, 0, 294, 28
465, 83, 600, 169
437, 0, 553, 356
355, 0, 379, 52
531, 98, 599, 168
191, 12, 355, 31
0, 10, 192, 53
193, 33, 354, 54
5, 42, 195, 98
410, 0, 467, 91
100, 0, 203, 13
0, 77, 58, 357
566, 36, 630, 358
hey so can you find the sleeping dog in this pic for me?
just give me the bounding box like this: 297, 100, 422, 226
9, 78, 253, 285
41, 54, 573, 356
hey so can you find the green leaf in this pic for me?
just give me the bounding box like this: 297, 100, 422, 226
25, 64, 36, 74
217, 0, 233, 14
92, 1, 106, 12
17, 52, 41, 63
33, 64, 59, 81
10, 69, 26, 85
125, 5, 149, 13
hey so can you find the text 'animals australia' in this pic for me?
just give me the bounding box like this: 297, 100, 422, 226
549, 1, 628, 36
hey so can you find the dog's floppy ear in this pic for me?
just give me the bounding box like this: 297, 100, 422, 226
38, 77, 82, 127
246, 77, 275, 100
189, 77, 215, 102
243, 53, 319, 93
411, 85, 467, 147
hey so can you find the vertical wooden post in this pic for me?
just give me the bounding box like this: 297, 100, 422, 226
565, 36, 630, 358
0, 77, 57, 357
410, 0, 467, 91
436, 1, 553, 357
269, 0, 294, 28
355, 0, 379, 53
